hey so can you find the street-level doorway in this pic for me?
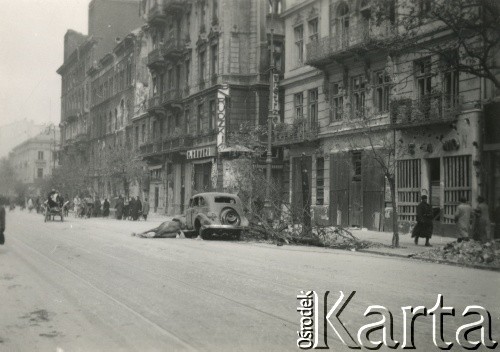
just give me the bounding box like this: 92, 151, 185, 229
425, 158, 441, 221
154, 186, 159, 213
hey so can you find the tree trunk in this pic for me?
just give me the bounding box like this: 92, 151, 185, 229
301, 156, 311, 236
388, 175, 399, 247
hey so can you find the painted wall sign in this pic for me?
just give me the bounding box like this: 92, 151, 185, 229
217, 84, 229, 149
187, 146, 217, 160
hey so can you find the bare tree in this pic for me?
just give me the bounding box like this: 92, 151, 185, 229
374, 0, 500, 89
100, 145, 146, 197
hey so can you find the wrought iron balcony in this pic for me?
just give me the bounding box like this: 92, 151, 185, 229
164, 37, 185, 60
147, 47, 166, 68
64, 108, 80, 121
272, 119, 320, 146
147, 3, 167, 25
161, 135, 187, 152
139, 141, 162, 157
162, 89, 181, 105
306, 21, 395, 67
164, 0, 187, 13
390, 94, 463, 128
148, 95, 164, 112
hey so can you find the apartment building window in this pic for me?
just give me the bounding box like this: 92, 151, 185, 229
168, 68, 174, 90
200, 0, 206, 31
210, 43, 218, 76
185, 108, 190, 133
294, 25, 304, 64
351, 75, 366, 118
308, 89, 318, 128
330, 82, 343, 122
38, 151, 44, 160
308, 18, 319, 42
442, 52, 460, 108
415, 57, 432, 98
37, 168, 44, 179
209, 100, 216, 131
373, 70, 391, 114
316, 157, 325, 205
199, 50, 206, 84
212, 0, 219, 23
197, 104, 203, 133
269, 0, 282, 14
353, 152, 362, 180
135, 126, 139, 147
418, 0, 432, 14
337, 2, 350, 36
141, 123, 145, 143
294, 92, 304, 119
185, 59, 190, 87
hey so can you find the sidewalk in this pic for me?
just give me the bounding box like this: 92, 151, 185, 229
349, 228, 456, 257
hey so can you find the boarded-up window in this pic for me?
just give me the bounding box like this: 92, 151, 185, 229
397, 159, 421, 221
330, 153, 350, 226
443, 155, 471, 224
316, 157, 325, 205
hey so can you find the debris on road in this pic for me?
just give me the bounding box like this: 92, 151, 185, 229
414, 240, 500, 268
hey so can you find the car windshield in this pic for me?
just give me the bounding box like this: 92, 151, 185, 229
214, 196, 236, 204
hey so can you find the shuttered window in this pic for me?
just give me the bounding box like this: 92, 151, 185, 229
443, 155, 471, 224
397, 159, 421, 221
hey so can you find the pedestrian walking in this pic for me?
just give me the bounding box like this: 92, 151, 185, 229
473, 196, 492, 242
0, 198, 5, 245
129, 197, 137, 220
116, 196, 124, 220
103, 198, 110, 217
123, 197, 130, 220
74, 195, 81, 217
412, 195, 433, 246
494, 198, 500, 239
454, 197, 472, 242
27, 198, 34, 212
142, 198, 150, 221
93, 197, 101, 217
133, 196, 142, 221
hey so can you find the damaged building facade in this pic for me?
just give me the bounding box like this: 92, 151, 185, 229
279, 0, 499, 234
135, 0, 283, 215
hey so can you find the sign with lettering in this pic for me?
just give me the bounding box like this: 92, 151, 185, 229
217, 84, 230, 149
187, 146, 217, 160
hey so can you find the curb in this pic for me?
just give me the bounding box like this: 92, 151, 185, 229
358, 248, 500, 272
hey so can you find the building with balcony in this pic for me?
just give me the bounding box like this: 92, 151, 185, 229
57, 0, 145, 198
279, 0, 498, 235
88, 29, 147, 197
8, 129, 60, 195
136, 0, 284, 215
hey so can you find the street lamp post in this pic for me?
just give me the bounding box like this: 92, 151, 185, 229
264, 2, 276, 221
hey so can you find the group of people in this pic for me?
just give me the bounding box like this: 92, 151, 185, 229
72, 195, 111, 218
412, 194, 497, 246
114, 195, 150, 221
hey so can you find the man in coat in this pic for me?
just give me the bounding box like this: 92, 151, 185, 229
473, 196, 491, 242
102, 198, 110, 217
142, 197, 150, 221
454, 197, 472, 242
115, 196, 124, 220
0, 197, 5, 245
134, 196, 142, 221
412, 195, 433, 246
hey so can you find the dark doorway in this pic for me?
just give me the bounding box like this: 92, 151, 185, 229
194, 162, 212, 194
349, 152, 363, 227
154, 186, 159, 212
291, 156, 312, 223
426, 158, 441, 220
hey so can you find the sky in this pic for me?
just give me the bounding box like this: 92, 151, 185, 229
0, 0, 89, 128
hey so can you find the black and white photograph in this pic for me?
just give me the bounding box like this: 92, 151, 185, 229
0, 0, 499, 350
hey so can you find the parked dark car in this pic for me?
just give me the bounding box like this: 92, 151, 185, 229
179, 192, 249, 239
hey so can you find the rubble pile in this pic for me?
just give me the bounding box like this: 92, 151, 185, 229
416, 240, 500, 267
280, 224, 375, 250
